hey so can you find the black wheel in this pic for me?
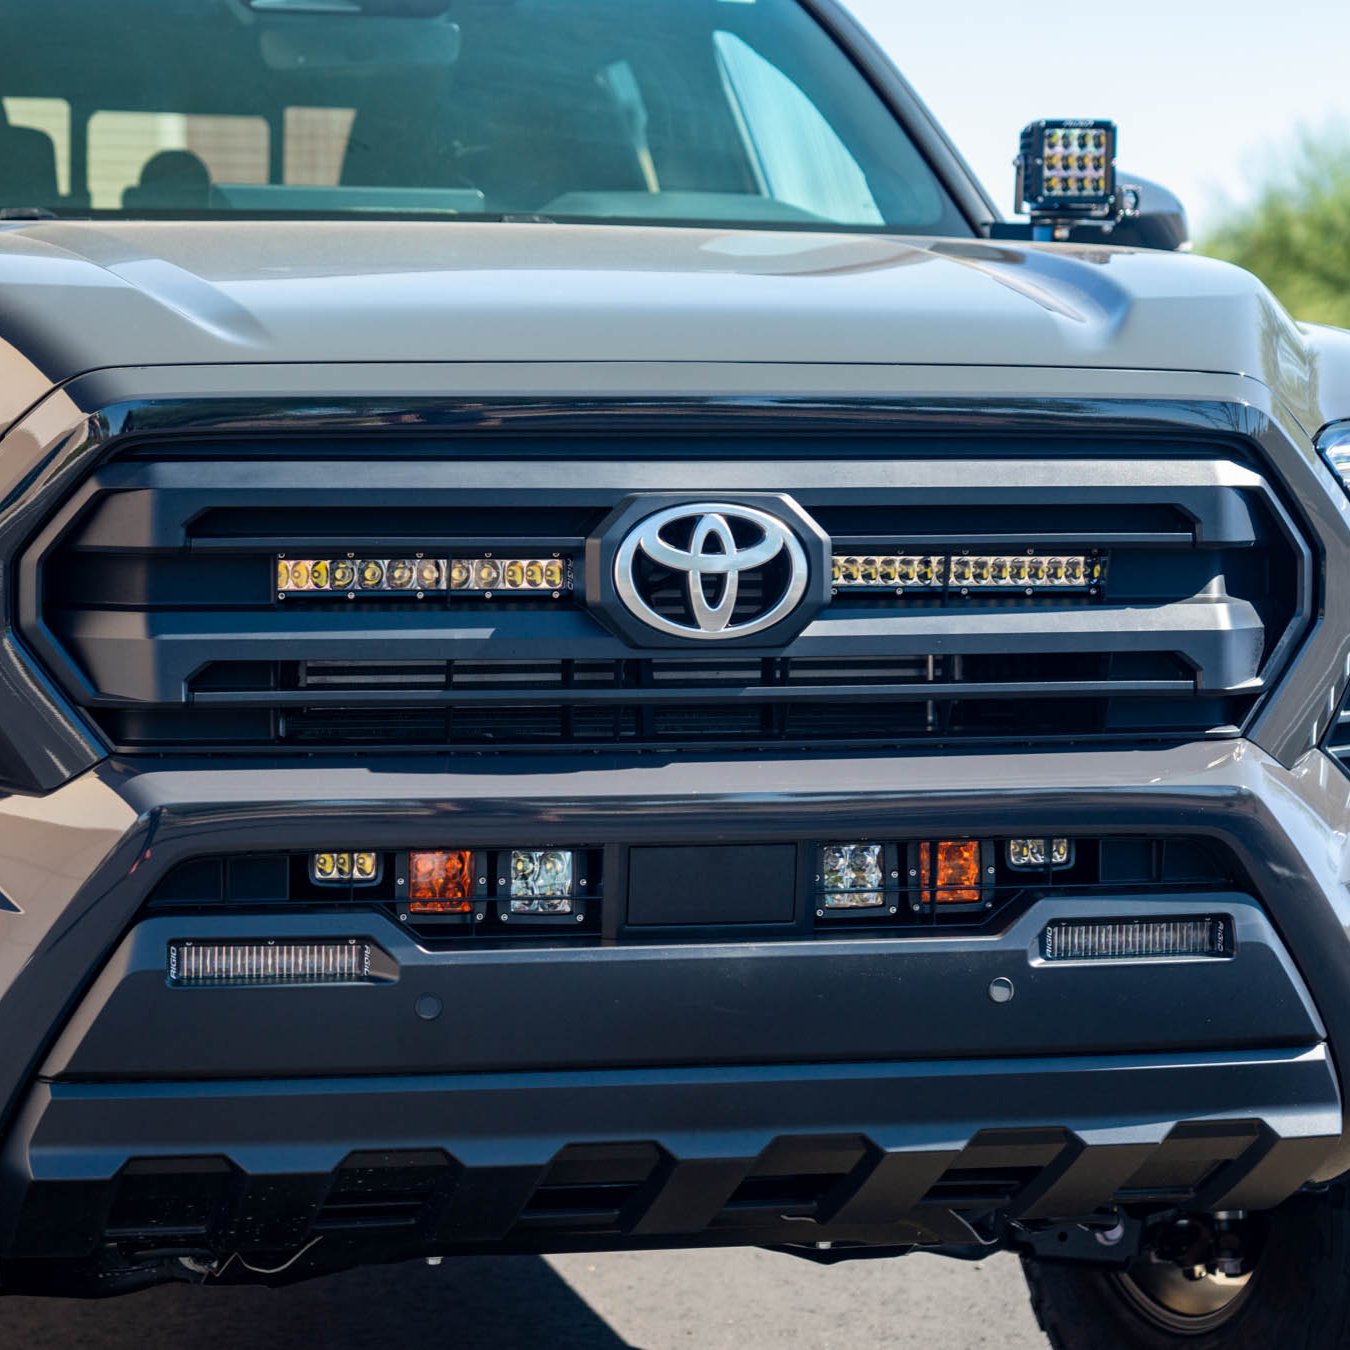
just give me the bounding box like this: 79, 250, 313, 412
1022, 1187, 1350, 1348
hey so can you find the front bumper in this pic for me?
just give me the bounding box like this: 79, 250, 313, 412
0, 740, 1348, 1264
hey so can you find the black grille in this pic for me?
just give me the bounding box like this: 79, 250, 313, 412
25, 440, 1306, 756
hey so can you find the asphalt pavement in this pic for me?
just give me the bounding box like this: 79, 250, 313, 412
0, 1248, 1050, 1348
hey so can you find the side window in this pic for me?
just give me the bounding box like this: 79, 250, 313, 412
713, 31, 882, 225
87, 112, 269, 210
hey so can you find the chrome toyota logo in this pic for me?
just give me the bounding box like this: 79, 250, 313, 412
613, 503, 809, 640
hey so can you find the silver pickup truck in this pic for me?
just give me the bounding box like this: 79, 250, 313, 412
1, 2, 1349, 1345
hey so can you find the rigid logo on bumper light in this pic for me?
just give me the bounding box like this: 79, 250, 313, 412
613, 504, 809, 640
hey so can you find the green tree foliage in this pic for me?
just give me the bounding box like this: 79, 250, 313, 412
1204, 132, 1350, 327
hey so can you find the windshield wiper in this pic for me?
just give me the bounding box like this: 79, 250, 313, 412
0, 207, 58, 221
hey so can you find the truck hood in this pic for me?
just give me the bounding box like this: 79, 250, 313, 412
0, 218, 1314, 392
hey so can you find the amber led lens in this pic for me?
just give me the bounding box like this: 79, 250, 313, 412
409, 850, 475, 911
919, 840, 984, 905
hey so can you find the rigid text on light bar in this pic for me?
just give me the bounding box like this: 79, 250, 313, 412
832, 552, 1104, 594
276, 555, 571, 599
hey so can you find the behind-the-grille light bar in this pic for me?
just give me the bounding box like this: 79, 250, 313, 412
276, 556, 570, 598
168, 939, 379, 985
1043, 916, 1233, 962
832, 552, 1103, 593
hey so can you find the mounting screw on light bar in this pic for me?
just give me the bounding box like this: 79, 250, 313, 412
167, 939, 391, 986
276, 555, 571, 598
1042, 916, 1234, 962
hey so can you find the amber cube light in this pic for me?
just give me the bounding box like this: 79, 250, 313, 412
920, 840, 984, 905
409, 849, 475, 913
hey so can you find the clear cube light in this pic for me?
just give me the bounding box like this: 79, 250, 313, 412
509, 849, 575, 914
822, 843, 885, 908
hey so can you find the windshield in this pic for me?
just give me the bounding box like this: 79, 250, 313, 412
0, 0, 969, 234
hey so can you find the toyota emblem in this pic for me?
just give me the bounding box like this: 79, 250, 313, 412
613, 503, 809, 640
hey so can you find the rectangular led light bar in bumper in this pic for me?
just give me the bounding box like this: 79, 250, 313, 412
276, 555, 571, 598
1043, 916, 1233, 962
168, 939, 388, 986
832, 552, 1104, 594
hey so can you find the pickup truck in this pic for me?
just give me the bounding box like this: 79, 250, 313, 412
2, 1, 1349, 1345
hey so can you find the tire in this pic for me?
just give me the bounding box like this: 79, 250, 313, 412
1022, 1186, 1350, 1349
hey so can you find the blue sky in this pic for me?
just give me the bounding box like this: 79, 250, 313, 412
843, 0, 1350, 237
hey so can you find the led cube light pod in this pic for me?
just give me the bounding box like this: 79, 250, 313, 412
509, 849, 576, 914
918, 840, 986, 906
1008, 838, 1074, 869
311, 851, 381, 885
821, 843, 886, 908
1017, 119, 1118, 216
409, 850, 475, 912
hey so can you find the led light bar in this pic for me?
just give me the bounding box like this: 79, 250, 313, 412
950, 554, 1100, 590
821, 843, 885, 908
276, 556, 570, 598
1007, 838, 1074, 870
311, 851, 380, 885
1043, 916, 1233, 962
831, 552, 1103, 593
509, 849, 575, 914
832, 556, 943, 590
168, 939, 376, 985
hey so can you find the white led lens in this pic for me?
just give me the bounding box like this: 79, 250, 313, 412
509, 849, 575, 914
822, 843, 885, 908
1007, 838, 1073, 869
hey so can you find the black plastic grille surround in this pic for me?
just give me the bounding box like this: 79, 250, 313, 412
24, 439, 1306, 756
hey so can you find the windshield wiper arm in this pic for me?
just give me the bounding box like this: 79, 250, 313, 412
0, 207, 58, 221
